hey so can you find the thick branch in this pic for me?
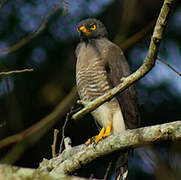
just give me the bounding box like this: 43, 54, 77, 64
0, 87, 77, 164
72, 0, 175, 120
39, 120, 181, 174
0, 164, 94, 180
0, 86, 77, 150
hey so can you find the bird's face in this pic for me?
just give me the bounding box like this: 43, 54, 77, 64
76, 18, 108, 41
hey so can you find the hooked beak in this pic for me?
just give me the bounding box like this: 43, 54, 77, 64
78, 25, 91, 35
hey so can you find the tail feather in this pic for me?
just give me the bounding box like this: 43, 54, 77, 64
115, 150, 129, 180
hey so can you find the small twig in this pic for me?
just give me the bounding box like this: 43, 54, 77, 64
51, 129, 59, 158
157, 58, 181, 76
70, 106, 83, 115
104, 162, 112, 180
59, 110, 72, 153
0, 86, 77, 151
0, 68, 34, 76
0, 1, 66, 56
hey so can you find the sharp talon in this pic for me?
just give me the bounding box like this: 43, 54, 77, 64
85, 121, 112, 145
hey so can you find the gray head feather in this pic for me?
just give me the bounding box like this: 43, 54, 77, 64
77, 18, 108, 41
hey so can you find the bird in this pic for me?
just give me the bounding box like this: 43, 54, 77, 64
75, 18, 140, 180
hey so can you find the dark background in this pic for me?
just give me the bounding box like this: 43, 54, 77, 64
0, 0, 181, 179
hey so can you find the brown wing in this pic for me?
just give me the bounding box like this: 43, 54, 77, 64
104, 43, 140, 129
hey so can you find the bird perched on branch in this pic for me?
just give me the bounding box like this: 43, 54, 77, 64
75, 18, 140, 180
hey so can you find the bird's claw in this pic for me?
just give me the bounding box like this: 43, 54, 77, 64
85, 121, 112, 145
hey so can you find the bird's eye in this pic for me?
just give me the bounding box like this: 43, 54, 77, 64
89, 24, 96, 31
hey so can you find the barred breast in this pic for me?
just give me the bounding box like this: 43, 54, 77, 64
75, 40, 125, 133
76, 56, 125, 132
76, 59, 110, 101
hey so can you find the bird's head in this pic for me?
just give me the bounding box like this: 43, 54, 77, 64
76, 18, 108, 41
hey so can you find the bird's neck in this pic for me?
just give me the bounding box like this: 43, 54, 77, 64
80, 37, 108, 46
80, 35, 107, 42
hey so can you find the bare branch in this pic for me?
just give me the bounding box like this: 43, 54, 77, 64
0, 86, 77, 150
72, 0, 175, 120
104, 162, 112, 180
0, 68, 33, 76
51, 129, 59, 158
0, 164, 96, 180
39, 120, 181, 174
157, 58, 181, 76
59, 112, 71, 153
0, 87, 77, 164
0, 1, 67, 56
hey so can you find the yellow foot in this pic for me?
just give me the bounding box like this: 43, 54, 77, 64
85, 121, 112, 145
94, 127, 106, 143
103, 121, 112, 138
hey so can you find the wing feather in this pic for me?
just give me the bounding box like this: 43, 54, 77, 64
104, 43, 140, 129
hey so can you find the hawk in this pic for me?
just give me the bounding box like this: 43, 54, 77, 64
75, 18, 140, 180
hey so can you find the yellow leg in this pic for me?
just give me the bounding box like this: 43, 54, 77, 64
85, 120, 112, 145
103, 121, 112, 138
85, 127, 105, 145
94, 127, 105, 143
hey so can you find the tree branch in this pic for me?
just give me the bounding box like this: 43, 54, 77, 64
72, 0, 175, 120
51, 129, 59, 158
157, 58, 181, 76
59, 111, 71, 153
0, 87, 77, 164
0, 1, 67, 56
0, 164, 95, 180
0, 68, 33, 76
39, 120, 181, 175
0, 86, 77, 150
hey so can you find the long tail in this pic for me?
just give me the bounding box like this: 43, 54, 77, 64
115, 150, 129, 180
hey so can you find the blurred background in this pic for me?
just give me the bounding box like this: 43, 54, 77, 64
0, 0, 181, 179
